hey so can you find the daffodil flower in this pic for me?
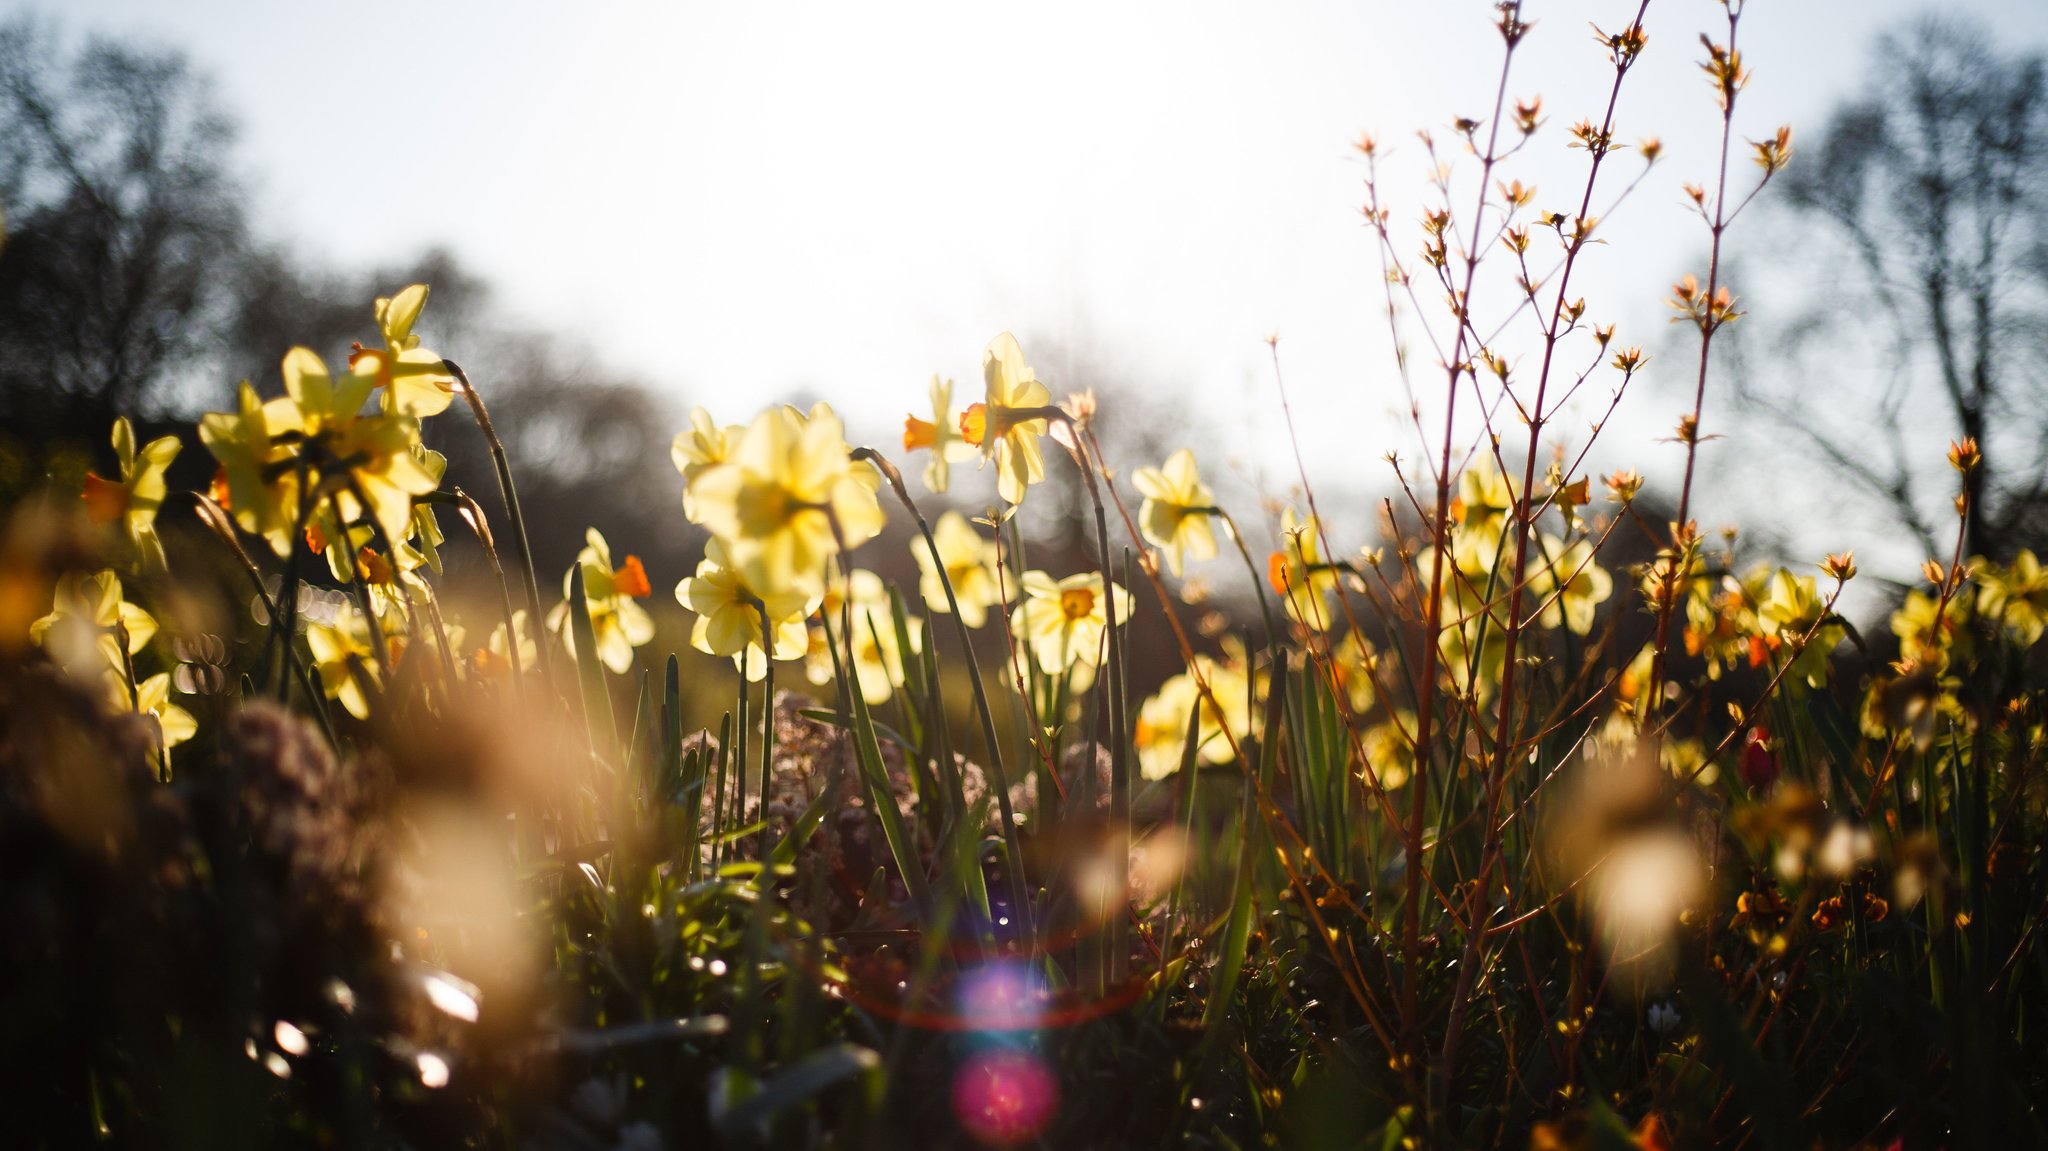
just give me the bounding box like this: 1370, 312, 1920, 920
677, 537, 816, 682
474, 609, 538, 680
672, 407, 745, 521
688, 402, 885, 596
1977, 549, 2048, 647
546, 528, 656, 675
915, 510, 1001, 628
352, 284, 457, 418
1133, 653, 1251, 780
82, 416, 181, 571
1757, 567, 1842, 687
31, 569, 157, 689
199, 381, 308, 557
1530, 534, 1613, 635
131, 671, 198, 758
1132, 448, 1218, 578
1268, 509, 1342, 629
282, 347, 441, 548
902, 375, 978, 494
307, 600, 383, 719
1011, 569, 1132, 675
1359, 711, 1417, 791
1451, 458, 1517, 575
959, 333, 1053, 505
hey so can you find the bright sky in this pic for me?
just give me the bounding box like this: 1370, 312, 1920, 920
38, 0, 2048, 529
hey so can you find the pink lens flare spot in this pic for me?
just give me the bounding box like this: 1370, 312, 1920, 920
952, 1048, 1059, 1147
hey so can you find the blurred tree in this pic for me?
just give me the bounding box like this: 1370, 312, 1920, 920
1727, 16, 2048, 564
0, 18, 246, 433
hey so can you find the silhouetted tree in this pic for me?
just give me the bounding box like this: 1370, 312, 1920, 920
1726, 15, 2048, 564
0, 18, 246, 434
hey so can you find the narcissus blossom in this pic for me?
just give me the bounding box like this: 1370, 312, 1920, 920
1268, 508, 1341, 629
547, 528, 656, 675
1011, 570, 1131, 675
353, 283, 458, 418
82, 416, 180, 571
1132, 448, 1217, 578
671, 407, 744, 521
902, 375, 977, 494
1133, 652, 1250, 781
960, 333, 1052, 505
688, 403, 885, 596
30, 569, 156, 687
1530, 535, 1613, 636
915, 510, 1002, 629
677, 537, 816, 682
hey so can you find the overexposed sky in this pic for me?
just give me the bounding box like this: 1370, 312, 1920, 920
31, 1, 2048, 527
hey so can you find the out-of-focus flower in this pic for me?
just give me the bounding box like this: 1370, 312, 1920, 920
1530, 534, 1612, 635
915, 510, 1001, 628
199, 381, 308, 557
30, 569, 156, 687
1739, 726, 1779, 790
1360, 711, 1417, 791
1269, 508, 1341, 629
688, 403, 885, 595
959, 332, 1052, 505
547, 528, 655, 674
1977, 549, 2048, 647
1132, 449, 1218, 578
307, 600, 382, 719
354, 283, 457, 418
474, 609, 538, 680
805, 568, 921, 704
1757, 567, 1842, 686
677, 537, 814, 682
1451, 458, 1517, 575
131, 671, 198, 755
82, 416, 180, 571
1011, 570, 1131, 675
671, 407, 744, 522
1133, 653, 1250, 780
903, 375, 977, 494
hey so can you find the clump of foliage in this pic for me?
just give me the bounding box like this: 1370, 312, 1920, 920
3, 3, 2044, 1149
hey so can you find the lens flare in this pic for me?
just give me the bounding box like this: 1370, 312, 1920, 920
952, 1048, 1058, 1146
955, 961, 1046, 1032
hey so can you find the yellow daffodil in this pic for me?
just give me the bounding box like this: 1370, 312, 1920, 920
1435, 563, 1509, 699
1758, 568, 1842, 687
671, 407, 744, 521
688, 402, 885, 595
1890, 587, 1966, 667
677, 537, 816, 682
1330, 629, 1383, 715
199, 381, 307, 557
547, 528, 656, 675
1011, 569, 1132, 675
903, 375, 977, 494
1977, 549, 2048, 647
1133, 653, 1251, 780
31, 569, 157, 688
915, 510, 1002, 628
1530, 534, 1613, 635
307, 601, 382, 719
959, 332, 1052, 505
1359, 711, 1417, 791
474, 609, 538, 680
804, 568, 921, 704
1451, 457, 1517, 575
1268, 508, 1341, 630
1132, 448, 1218, 578
82, 416, 180, 571
352, 283, 457, 418
285, 347, 441, 548
131, 671, 198, 757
